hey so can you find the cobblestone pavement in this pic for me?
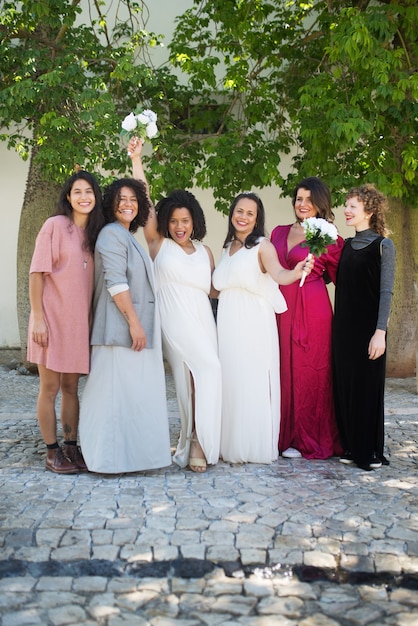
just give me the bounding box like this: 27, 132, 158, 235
0, 349, 417, 626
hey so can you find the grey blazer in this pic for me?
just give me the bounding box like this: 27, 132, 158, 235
90, 222, 156, 349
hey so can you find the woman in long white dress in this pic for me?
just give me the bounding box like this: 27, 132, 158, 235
130, 138, 222, 472
79, 177, 171, 473
212, 192, 312, 464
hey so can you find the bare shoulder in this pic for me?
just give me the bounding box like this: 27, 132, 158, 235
203, 243, 214, 257
203, 244, 216, 270
258, 237, 276, 255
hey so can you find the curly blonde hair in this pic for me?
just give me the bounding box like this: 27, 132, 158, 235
345, 184, 389, 236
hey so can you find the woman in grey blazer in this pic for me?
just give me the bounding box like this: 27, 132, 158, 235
79, 178, 171, 473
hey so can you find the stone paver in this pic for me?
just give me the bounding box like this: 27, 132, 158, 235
1, 350, 418, 625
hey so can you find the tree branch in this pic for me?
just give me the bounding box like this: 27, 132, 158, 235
55, 0, 82, 46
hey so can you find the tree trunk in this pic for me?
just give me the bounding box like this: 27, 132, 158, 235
16, 147, 61, 368
385, 198, 418, 378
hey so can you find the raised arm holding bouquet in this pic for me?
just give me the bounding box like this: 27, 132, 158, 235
127, 135, 223, 475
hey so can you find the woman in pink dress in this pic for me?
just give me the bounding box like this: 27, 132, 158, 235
271, 177, 344, 460
28, 171, 104, 474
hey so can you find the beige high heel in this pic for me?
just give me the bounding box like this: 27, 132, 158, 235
188, 434, 207, 473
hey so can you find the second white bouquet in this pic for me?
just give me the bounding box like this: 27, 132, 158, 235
300, 217, 338, 286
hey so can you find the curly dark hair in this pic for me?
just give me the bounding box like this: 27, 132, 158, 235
102, 178, 151, 233
155, 189, 207, 240
292, 177, 335, 222
223, 192, 265, 249
56, 170, 104, 254
345, 184, 389, 236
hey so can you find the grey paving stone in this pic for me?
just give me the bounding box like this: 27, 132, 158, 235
1, 351, 418, 625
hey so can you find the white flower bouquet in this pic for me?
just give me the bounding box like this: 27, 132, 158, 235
121, 108, 159, 153
299, 217, 338, 286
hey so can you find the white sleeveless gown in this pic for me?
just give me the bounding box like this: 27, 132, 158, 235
154, 238, 222, 466
212, 239, 287, 463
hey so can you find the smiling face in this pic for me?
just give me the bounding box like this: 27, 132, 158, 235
168, 207, 194, 247
344, 196, 371, 232
294, 187, 319, 222
67, 178, 96, 223
114, 186, 139, 229
231, 197, 258, 240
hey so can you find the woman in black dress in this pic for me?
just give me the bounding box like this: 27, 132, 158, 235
332, 184, 395, 471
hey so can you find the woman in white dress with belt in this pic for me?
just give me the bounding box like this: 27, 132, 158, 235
130, 138, 221, 473
212, 192, 313, 464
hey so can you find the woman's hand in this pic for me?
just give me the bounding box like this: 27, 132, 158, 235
112, 290, 147, 351
32, 317, 48, 347
128, 319, 147, 351
127, 136, 144, 159
297, 255, 314, 277
296, 254, 315, 285
368, 329, 386, 360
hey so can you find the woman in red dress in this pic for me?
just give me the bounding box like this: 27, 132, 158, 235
271, 177, 343, 459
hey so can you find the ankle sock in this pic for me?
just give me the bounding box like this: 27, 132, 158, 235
64, 440, 77, 446
47, 442, 60, 450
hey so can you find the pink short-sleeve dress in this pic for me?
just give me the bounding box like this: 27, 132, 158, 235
27, 215, 94, 374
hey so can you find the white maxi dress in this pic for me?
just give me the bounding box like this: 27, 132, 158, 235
212, 239, 287, 463
154, 238, 222, 467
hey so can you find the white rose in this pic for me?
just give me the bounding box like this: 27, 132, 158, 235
302, 217, 317, 232
121, 112, 137, 132
136, 113, 149, 125
146, 122, 158, 139
142, 109, 157, 123
323, 222, 338, 239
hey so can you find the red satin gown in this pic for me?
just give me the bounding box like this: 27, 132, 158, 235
271, 224, 344, 459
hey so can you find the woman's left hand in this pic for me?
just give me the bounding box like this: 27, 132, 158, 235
129, 319, 147, 351
368, 330, 386, 360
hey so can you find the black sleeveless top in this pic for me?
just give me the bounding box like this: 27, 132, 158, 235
334, 236, 384, 341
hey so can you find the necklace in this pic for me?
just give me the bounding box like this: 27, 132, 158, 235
74, 224, 89, 270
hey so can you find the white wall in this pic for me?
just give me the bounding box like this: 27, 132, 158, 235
0, 148, 29, 346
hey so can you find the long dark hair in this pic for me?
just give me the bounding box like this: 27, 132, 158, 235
102, 178, 151, 233
155, 189, 207, 241
56, 170, 104, 254
223, 192, 265, 249
292, 177, 335, 222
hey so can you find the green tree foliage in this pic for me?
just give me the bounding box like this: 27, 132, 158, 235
0, 0, 178, 184
168, 0, 417, 208
295, 2, 418, 204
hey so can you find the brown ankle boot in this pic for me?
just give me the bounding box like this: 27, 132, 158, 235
62, 444, 88, 472
45, 447, 79, 474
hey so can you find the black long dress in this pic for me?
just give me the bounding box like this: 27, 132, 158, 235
332, 237, 385, 468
